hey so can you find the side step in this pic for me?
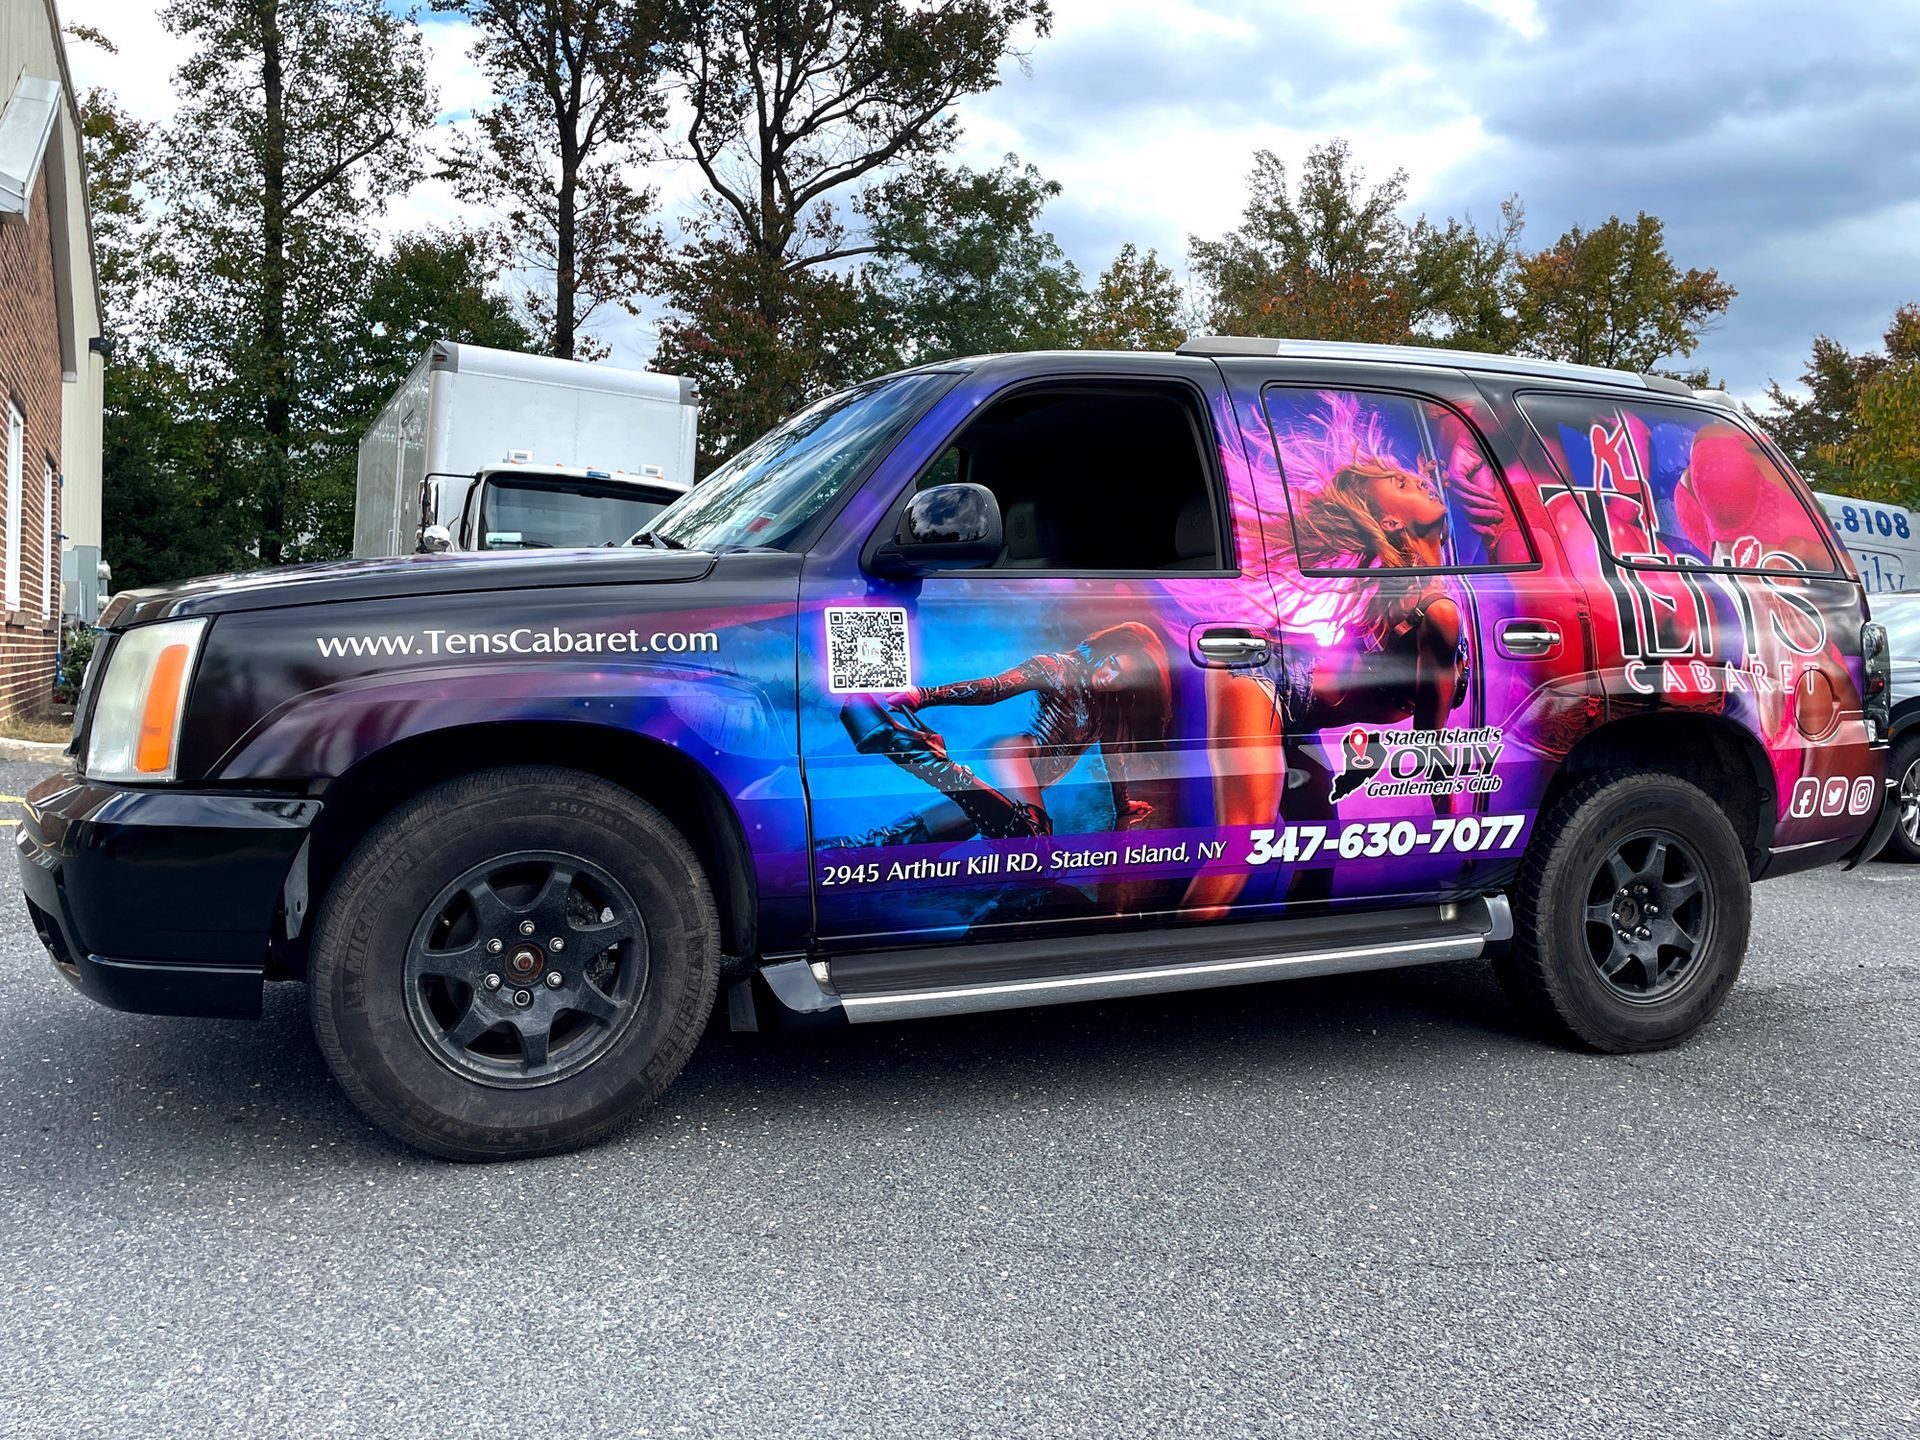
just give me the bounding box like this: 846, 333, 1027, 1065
747, 896, 1511, 1027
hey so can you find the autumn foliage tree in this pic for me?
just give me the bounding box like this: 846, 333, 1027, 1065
1510, 212, 1736, 377
1081, 244, 1187, 351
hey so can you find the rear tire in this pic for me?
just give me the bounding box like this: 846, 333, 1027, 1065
1496, 771, 1750, 1053
1876, 732, 1920, 863
309, 765, 720, 1160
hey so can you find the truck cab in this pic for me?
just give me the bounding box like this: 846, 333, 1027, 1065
20, 342, 1898, 1160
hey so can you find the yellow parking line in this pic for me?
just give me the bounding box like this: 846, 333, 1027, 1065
0, 819, 19, 826
0, 795, 22, 803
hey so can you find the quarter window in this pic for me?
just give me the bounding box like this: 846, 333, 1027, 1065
1517, 393, 1842, 575
1263, 387, 1530, 573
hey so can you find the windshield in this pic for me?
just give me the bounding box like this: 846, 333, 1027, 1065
649, 372, 954, 552
480, 477, 682, 549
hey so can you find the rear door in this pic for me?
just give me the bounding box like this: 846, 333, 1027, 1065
1232, 364, 1560, 907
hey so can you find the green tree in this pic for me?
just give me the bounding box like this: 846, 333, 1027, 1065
1510, 212, 1735, 376
1817, 306, 1920, 506
656, 0, 1051, 469
296, 231, 538, 558
1190, 141, 1523, 348
1757, 305, 1920, 491
158, 0, 434, 565
862, 158, 1083, 365
101, 358, 256, 589
1081, 243, 1187, 351
435, 0, 675, 360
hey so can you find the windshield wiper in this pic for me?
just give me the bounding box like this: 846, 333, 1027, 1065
630, 530, 687, 550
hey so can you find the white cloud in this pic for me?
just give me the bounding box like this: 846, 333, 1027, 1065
58, 0, 1920, 394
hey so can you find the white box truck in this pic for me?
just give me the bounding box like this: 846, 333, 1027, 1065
1815, 491, 1920, 593
354, 341, 699, 558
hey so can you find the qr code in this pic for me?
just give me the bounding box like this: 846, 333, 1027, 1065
825, 607, 911, 693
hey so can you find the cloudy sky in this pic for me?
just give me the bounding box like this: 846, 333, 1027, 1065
62, 0, 1920, 401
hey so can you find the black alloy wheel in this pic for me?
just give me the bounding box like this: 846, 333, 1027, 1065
309, 766, 719, 1161
1582, 830, 1713, 1003
404, 851, 648, 1086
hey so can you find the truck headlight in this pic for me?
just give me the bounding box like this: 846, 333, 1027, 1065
85, 618, 209, 782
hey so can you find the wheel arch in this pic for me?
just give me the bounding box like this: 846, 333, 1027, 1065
1539, 711, 1776, 878
1889, 695, 1920, 743
297, 721, 759, 972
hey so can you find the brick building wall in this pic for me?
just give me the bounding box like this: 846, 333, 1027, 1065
0, 180, 63, 721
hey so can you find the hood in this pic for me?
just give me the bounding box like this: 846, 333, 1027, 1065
101, 545, 716, 628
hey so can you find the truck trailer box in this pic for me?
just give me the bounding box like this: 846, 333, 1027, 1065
354, 341, 698, 558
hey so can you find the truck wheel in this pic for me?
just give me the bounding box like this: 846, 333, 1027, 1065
1496, 771, 1750, 1053
309, 765, 720, 1160
1878, 732, 1920, 863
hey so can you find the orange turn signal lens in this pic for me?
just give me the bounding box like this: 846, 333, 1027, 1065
133, 642, 191, 774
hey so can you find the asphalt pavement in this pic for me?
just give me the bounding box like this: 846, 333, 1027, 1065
0, 755, 1914, 1439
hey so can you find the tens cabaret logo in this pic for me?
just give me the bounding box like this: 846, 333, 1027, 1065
1549, 417, 1832, 690
1330, 724, 1505, 802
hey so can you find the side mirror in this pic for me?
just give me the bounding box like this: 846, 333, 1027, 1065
878, 483, 1003, 573
418, 524, 452, 554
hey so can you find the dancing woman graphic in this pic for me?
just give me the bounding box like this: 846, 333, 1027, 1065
830, 623, 1173, 848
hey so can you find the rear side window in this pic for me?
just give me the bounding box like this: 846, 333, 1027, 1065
1517, 393, 1843, 576
1263, 387, 1532, 573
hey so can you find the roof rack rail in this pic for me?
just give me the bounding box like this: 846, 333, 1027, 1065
1174, 336, 1680, 394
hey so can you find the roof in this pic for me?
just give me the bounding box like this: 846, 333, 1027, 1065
1174, 335, 1694, 395
429, 341, 697, 407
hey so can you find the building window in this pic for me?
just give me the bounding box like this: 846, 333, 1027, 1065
42, 461, 56, 619
4, 404, 21, 612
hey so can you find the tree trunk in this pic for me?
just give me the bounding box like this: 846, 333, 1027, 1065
554, 156, 576, 360
258, 0, 290, 566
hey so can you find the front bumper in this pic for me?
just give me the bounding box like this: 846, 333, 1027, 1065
17, 771, 320, 1019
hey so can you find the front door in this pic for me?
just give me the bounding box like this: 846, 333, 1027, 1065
798, 365, 1289, 948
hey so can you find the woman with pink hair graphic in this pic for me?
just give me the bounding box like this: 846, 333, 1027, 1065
1179, 392, 1521, 918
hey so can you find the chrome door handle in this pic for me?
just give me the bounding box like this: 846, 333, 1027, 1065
1497, 620, 1562, 657
1195, 628, 1270, 666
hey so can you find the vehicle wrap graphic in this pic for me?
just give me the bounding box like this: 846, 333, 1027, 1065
161, 360, 1877, 960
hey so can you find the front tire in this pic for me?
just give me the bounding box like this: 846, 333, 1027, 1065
309, 766, 720, 1160
1877, 731, 1920, 863
1497, 771, 1751, 1052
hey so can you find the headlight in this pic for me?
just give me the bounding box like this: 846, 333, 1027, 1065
85, 618, 209, 782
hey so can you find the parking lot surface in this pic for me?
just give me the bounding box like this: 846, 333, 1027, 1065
0, 756, 1914, 1439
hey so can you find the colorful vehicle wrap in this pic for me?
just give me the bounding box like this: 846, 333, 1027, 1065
22, 348, 1888, 1023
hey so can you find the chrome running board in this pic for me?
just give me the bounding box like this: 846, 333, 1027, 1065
746, 896, 1511, 1027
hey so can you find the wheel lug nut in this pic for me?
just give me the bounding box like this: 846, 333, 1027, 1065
1633, 884, 1647, 896
486, 938, 504, 955
513, 988, 533, 1008
1636, 927, 1650, 940
548, 936, 565, 952
483, 974, 502, 992
519, 920, 536, 936
545, 972, 563, 988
